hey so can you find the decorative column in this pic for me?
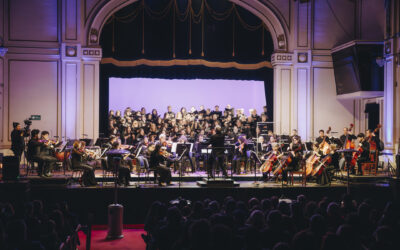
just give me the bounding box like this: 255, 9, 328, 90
0, 47, 7, 144
61, 43, 82, 140
271, 53, 293, 135
81, 47, 102, 141
293, 50, 312, 141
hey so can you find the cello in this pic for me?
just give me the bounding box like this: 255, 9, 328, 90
272, 153, 292, 176
312, 154, 332, 176
306, 151, 320, 176
260, 152, 280, 173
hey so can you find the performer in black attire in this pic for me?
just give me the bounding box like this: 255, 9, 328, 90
149, 144, 172, 186
107, 141, 132, 186
316, 129, 331, 145
356, 133, 370, 175
26, 130, 54, 177
232, 136, 248, 174
11, 122, 25, 161
206, 127, 228, 178
71, 141, 97, 186
340, 127, 357, 148
38, 131, 58, 177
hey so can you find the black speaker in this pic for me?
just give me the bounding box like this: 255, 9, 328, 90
2, 156, 20, 181
396, 154, 400, 179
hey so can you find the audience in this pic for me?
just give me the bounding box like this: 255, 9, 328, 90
0, 200, 78, 250
142, 194, 400, 250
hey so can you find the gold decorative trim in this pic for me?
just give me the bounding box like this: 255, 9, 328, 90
101, 57, 273, 70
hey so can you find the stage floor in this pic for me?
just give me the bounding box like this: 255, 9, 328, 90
17, 168, 394, 189
2, 167, 398, 225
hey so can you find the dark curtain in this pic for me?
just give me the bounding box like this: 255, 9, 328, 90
99, 0, 275, 135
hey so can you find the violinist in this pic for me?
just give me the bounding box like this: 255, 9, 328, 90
232, 135, 249, 175
39, 131, 58, 177
71, 141, 97, 186
149, 144, 172, 186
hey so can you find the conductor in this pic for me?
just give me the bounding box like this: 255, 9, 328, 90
207, 127, 228, 178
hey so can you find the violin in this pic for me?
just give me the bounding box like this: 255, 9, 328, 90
160, 147, 172, 158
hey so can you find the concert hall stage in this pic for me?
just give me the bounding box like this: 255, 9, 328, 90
1, 169, 397, 225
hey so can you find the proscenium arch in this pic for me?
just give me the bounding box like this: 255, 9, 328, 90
85, 0, 289, 52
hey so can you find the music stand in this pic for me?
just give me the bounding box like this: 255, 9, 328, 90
337, 149, 358, 194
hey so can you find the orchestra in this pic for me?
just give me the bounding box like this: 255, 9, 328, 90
13, 104, 385, 187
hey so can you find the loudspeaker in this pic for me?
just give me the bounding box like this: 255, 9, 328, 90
2, 156, 20, 181
107, 204, 124, 239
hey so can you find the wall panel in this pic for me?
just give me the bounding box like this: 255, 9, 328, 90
360, 0, 384, 40
297, 2, 308, 47
280, 69, 291, 134
85, 0, 101, 21
9, 0, 58, 42
313, 0, 354, 49
297, 68, 308, 138
313, 67, 354, 137
65, 0, 78, 40
0, 0, 4, 38
83, 64, 95, 138
64, 63, 78, 138
8, 60, 59, 139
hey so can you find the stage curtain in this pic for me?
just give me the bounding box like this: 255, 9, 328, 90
99, 0, 274, 135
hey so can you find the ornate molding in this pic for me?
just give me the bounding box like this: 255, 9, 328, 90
82, 47, 102, 60
271, 52, 293, 66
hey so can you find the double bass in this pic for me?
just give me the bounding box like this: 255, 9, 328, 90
344, 123, 355, 149
319, 127, 332, 155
